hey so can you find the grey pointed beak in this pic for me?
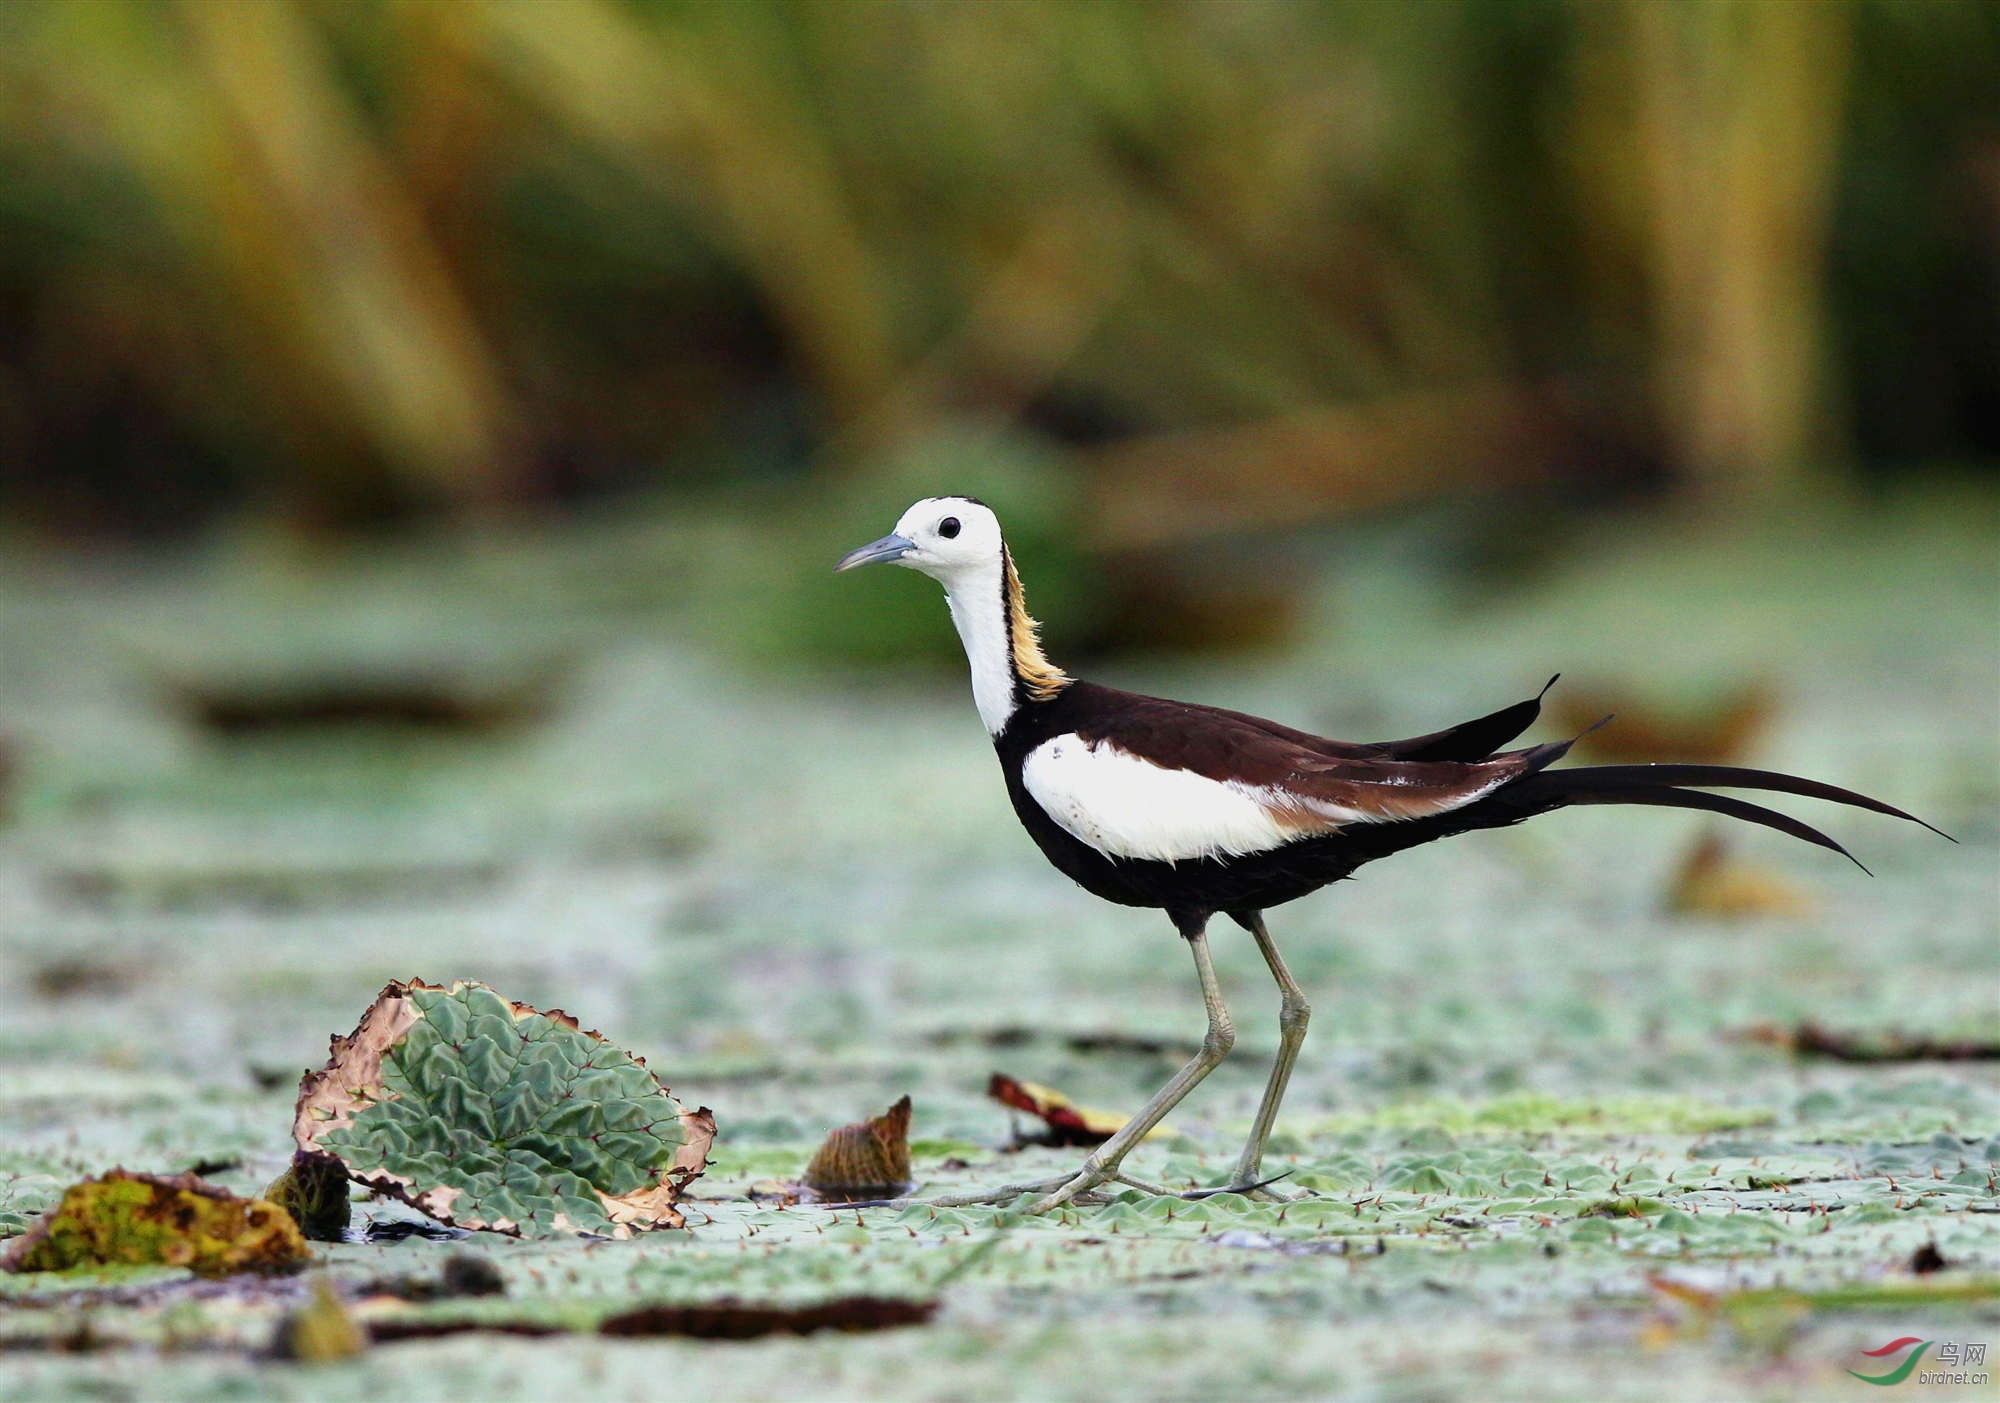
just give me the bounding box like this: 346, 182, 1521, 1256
834, 533, 916, 572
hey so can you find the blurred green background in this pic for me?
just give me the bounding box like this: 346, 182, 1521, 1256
0, 0, 1994, 547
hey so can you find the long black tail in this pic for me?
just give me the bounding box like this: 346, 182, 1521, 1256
1500, 762, 1951, 874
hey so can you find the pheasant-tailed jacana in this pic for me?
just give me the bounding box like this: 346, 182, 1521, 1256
837, 497, 1945, 1213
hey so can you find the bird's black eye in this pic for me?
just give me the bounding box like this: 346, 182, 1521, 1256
937, 517, 961, 539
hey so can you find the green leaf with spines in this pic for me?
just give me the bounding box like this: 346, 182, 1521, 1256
294, 980, 714, 1239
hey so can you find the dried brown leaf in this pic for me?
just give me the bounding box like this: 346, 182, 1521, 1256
988, 1073, 1166, 1147
1665, 832, 1814, 919
599, 1296, 937, 1339
1555, 683, 1773, 764
803, 1096, 912, 1200
1742, 1022, 2000, 1062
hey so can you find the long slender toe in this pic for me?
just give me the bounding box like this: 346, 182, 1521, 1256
1182, 1170, 1305, 1203
921, 1175, 1074, 1208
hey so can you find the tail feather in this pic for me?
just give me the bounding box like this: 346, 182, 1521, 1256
1542, 763, 1951, 840
1556, 784, 1868, 873
1496, 756, 1949, 873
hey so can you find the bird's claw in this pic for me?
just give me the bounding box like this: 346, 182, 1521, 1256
1025, 1163, 1115, 1214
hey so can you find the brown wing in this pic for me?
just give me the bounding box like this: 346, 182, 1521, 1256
1071, 688, 1544, 835
1376, 676, 1559, 761
1156, 677, 1557, 765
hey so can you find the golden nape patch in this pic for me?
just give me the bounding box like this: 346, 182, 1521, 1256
1003, 554, 1070, 702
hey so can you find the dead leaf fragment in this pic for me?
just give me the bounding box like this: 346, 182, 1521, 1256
364, 1318, 564, 1343
1, 1169, 312, 1278
988, 1074, 1166, 1147
1742, 1022, 2000, 1062
1555, 682, 1772, 764
354, 1251, 507, 1305
1665, 832, 1813, 918
599, 1296, 937, 1339
163, 658, 559, 736
804, 1096, 913, 1201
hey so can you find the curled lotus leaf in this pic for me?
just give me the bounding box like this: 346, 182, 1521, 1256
804, 1095, 914, 1200
293, 979, 715, 1239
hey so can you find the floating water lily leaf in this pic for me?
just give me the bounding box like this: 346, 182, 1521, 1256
0, 1169, 311, 1277
0, 1174, 64, 1239
988, 1073, 1167, 1147
804, 1096, 913, 1200
293, 979, 715, 1238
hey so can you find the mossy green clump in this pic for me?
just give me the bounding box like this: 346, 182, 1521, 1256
264, 1153, 353, 1242
0, 1169, 311, 1277
295, 980, 716, 1238
271, 1280, 368, 1363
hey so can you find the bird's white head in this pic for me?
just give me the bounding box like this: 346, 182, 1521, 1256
833, 495, 1003, 589
835, 495, 1067, 736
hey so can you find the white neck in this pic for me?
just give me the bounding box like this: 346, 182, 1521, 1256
942, 559, 1016, 737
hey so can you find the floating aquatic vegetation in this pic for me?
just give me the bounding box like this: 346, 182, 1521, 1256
292, 980, 715, 1238
804, 1096, 914, 1201
0, 1174, 64, 1240
0, 1169, 311, 1278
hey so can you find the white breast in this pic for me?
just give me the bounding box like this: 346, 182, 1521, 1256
1021, 735, 1321, 863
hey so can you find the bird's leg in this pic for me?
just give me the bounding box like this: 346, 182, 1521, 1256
1025, 917, 1235, 1214
1225, 910, 1311, 1200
